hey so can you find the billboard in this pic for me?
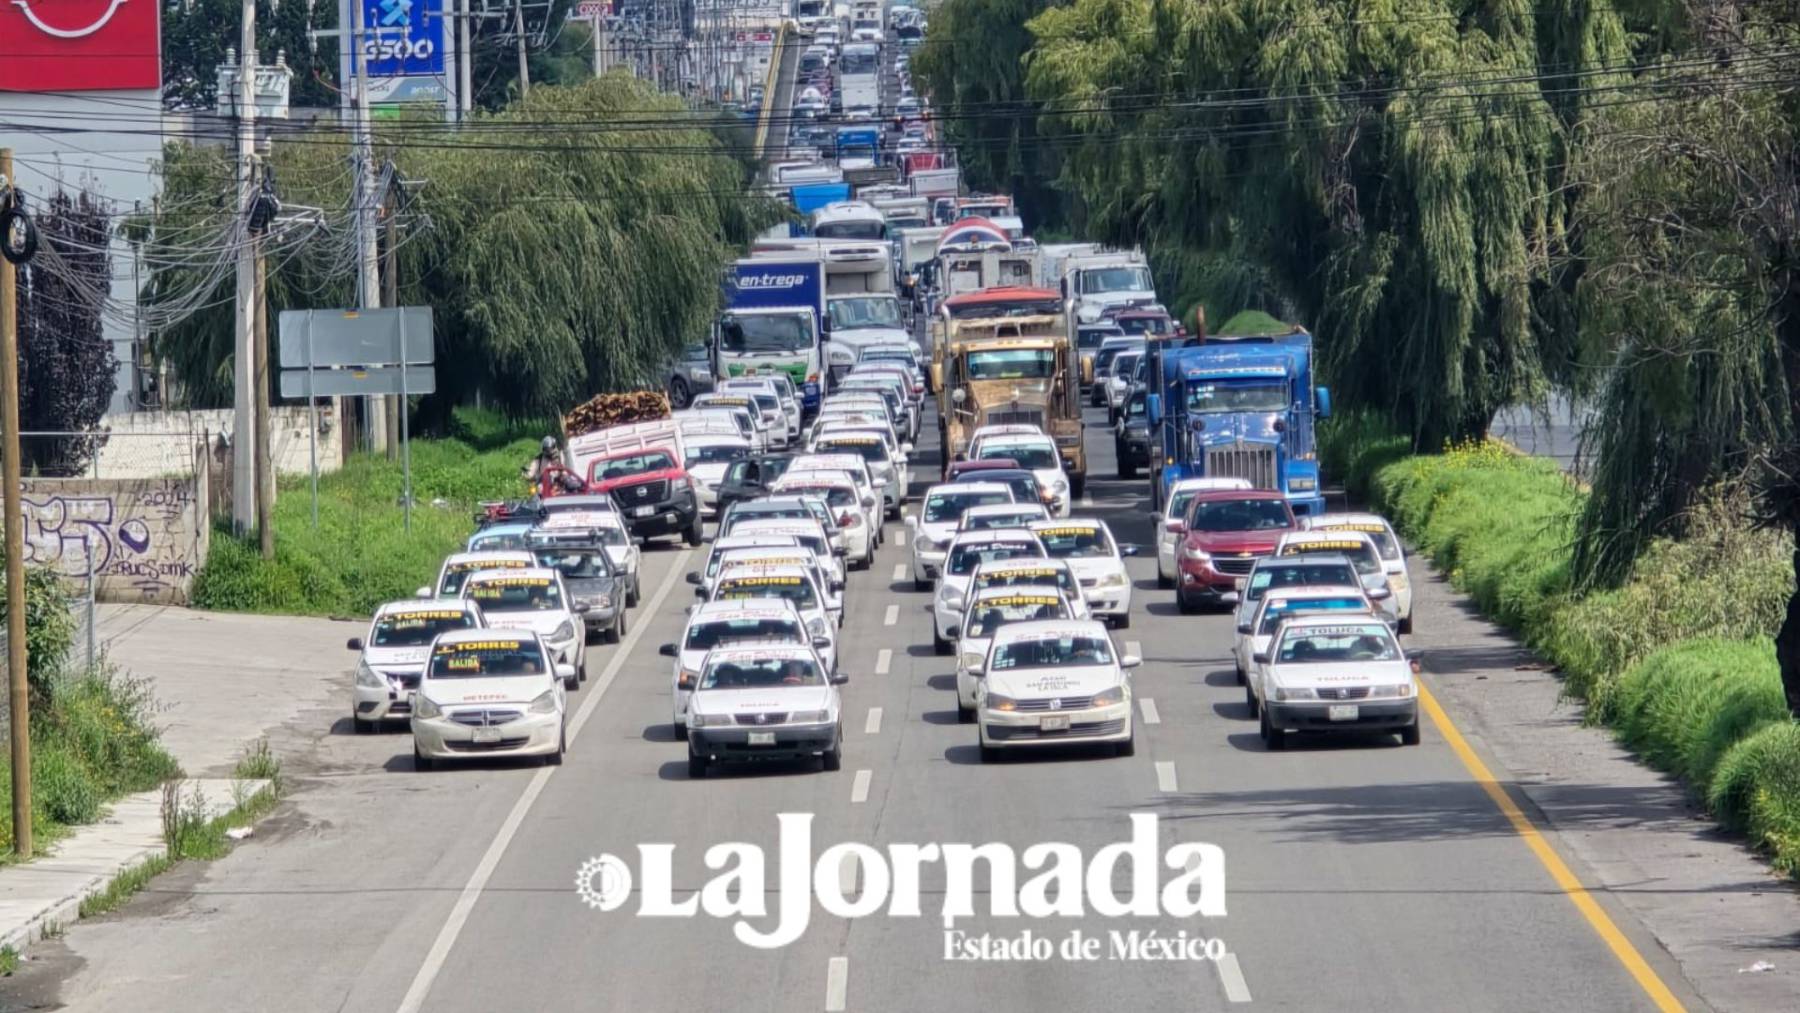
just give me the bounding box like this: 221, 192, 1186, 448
0, 0, 162, 91
341, 0, 456, 106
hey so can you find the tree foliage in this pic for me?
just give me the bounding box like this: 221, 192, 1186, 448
146, 74, 781, 422
163, 0, 341, 110
19, 190, 117, 475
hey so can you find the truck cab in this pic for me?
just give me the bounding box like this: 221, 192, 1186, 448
569, 420, 705, 546
935, 315, 1087, 497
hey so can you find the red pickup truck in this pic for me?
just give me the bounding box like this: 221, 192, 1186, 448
585, 447, 703, 546
1173, 490, 1298, 613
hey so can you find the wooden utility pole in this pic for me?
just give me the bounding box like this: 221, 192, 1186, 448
253, 196, 274, 560
1, 148, 31, 858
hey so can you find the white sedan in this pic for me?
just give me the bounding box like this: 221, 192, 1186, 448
348, 600, 485, 732
660, 599, 818, 738
972, 620, 1140, 761
1252, 614, 1420, 749
947, 587, 1073, 723
685, 645, 848, 777
460, 567, 588, 688
932, 529, 1047, 654
1029, 518, 1139, 627
906, 482, 1017, 589
410, 630, 571, 769
967, 433, 1071, 517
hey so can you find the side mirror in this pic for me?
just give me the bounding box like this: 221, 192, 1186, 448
1163, 519, 1185, 534
694, 586, 707, 598
944, 624, 960, 640
1409, 654, 1424, 674
1118, 544, 1140, 557
901, 443, 914, 455
1315, 386, 1332, 419
833, 545, 847, 557
1235, 623, 1251, 634
573, 602, 592, 614
1252, 652, 1269, 665
903, 514, 918, 528
863, 497, 877, 510
415, 586, 433, 599
1369, 587, 1391, 600
658, 643, 678, 657
831, 580, 846, 592
830, 672, 850, 685
685, 571, 702, 585
632, 537, 647, 547
556, 663, 577, 682
346, 637, 365, 651
1120, 654, 1142, 669
966, 659, 984, 676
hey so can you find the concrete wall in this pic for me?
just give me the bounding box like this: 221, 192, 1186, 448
20, 449, 212, 606
88, 408, 343, 480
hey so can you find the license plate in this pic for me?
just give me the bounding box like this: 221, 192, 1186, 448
747, 731, 776, 745
632, 505, 656, 518
1040, 715, 1071, 732
472, 727, 502, 743
1328, 705, 1359, 722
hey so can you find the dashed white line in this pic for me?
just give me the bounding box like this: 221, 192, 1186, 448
824, 956, 849, 1011
837, 850, 859, 897
1217, 952, 1253, 1003
883, 604, 899, 626
851, 768, 873, 803
1155, 760, 1178, 793
1139, 697, 1161, 725
1125, 639, 1142, 658
864, 707, 883, 735
892, 563, 908, 582
875, 648, 892, 675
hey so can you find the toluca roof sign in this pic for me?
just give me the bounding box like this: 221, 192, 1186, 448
0, 0, 161, 90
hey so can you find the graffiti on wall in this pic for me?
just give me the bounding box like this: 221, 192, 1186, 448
21, 480, 203, 602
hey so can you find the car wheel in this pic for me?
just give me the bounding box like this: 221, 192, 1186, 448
353, 715, 374, 735
1157, 565, 1173, 590
1400, 720, 1421, 746
957, 702, 973, 724
413, 742, 433, 771
1176, 589, 1198, 615
1115, 732, 1136, 758
979, 743, 999, 763
1259, 708, 1284, 750
669, 376, 691, 409
605, 614, 623, 645
1244, 682, 1258, 715
545, 728, 566, 766
1398, 614, 1414, 635
687, 748, 707, 779
1234, 659, 1245, 685
628, 577, 641, 607
1113, 611, 1131, 630
822, 733, 844, 772
933, 627, 951, 655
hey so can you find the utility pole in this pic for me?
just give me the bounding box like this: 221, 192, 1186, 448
591, 11, 606, 77
253, 189, 274, 560
459, 0, 474, 118
232, 3, 260, 535
1, 149, 29, 859
351, 0, 388, 454
382, 178, 400, 461
513, 0, 531, 100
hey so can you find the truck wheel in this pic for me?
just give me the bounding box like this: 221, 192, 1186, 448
1069, 474, 1086, 500
1398, 614, 1414, 635
684, 518, 704, 546
1117, 452, 1136, 480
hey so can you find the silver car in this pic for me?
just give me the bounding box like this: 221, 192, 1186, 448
665, 344, 715, 409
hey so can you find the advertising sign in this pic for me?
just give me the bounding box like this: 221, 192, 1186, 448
340, 0, 456, 106
0, 0, 162, 91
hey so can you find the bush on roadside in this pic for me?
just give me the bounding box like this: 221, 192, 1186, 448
0, 562, 78, 707
1709, 722, 1800, 875
1317, 412, 1412, 504
1611, 639, 1786, 790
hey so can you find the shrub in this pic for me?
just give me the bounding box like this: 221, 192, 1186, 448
1610, 639, 1786, 790
0, 563, 78, 706
33, 744, 101, 825
1709, 722, 1800, 874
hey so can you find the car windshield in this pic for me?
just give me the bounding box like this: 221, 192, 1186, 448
1111, 355, 1140, 379
465, 575, 563, 611
1283, 541, 1382, 576
428, 638, 548, 679
1187, 380, 1289, 413
533, 548, 613, 580
724, 506, 810, 534
1034, 526, 1113, 559
372, 610, 477, 648
1316, 524, 1402, 559
469, 531, 527, 552
814, 220, 885, 240
783, 484, 856, 509
753, 395, 779, 412
963, 510, 1042, 531
816, 439, 887, 463
714, 575, 819, 609
592, 451, 674, 482
686, 618, 804, 651
1189, 498, 1293, 532
948, 541, 1041, 576
700, 656, 825, 690
946, 298, 1064, 320
830, 297, 902, 329
1077, 328, 1118, 349
979, 443, 1056, 470
721, 314, 812, 353
687, 444, 749, 467
966, 349, 1054, 379
965, 597, 1068, 638
925, 491, 1011, 523
1079, 266, 1153, 294
1258, 598, 1369, 635
1276, 624, 1401, 663
591, 525, 628, 546
1246, 564, 1359, 600
991, 634, 1114, 670
1115, 315, 1172, 336
437, 559, 528, 596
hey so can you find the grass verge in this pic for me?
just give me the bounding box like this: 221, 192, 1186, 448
1323, 414, 1800, 873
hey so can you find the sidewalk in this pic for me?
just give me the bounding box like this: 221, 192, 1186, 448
0, 604, 354, 958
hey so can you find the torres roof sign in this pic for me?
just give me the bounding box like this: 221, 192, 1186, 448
0, 0, 161, 90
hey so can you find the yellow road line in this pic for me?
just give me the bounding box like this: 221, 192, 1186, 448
1418, 684, 1686, 1012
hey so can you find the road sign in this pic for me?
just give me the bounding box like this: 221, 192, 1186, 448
280, 365, 437, 399
278, 307, 435, 369
576, 0, 607, 16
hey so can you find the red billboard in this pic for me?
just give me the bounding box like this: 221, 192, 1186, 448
0, 0, 162, 91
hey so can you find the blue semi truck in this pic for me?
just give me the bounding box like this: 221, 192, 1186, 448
1144, 327, 1332, 516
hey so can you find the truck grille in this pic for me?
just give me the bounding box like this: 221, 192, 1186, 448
986, 407, 1044, 429
1205, 443, 1278, 490
624, 479, 669, 502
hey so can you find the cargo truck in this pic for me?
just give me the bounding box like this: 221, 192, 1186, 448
717, 259, 829, 415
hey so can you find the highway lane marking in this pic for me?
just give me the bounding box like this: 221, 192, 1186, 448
1216, 952, 1252, 1003
1420, 683, 1685, 1012
892, 563, 907, 582
883, 604, 899, 626
1155, 761, 1178, 793
864, 707, 883, 735
394, 548, 693, 1013
875, 648, 892, 675
837, 850, 859, 897
824, 956, 849, 1011
1125, 639, 1142, 658
1138, 697, 1161, 725
851, 768, 873, 803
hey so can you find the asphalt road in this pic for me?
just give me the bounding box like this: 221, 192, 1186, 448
8, 396, 1701, 1013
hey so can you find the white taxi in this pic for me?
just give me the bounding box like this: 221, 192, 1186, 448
809, 433, 910, 517
1225, 555, 1365, 674
788, 452, 886, 523
970, 620, 1140, 761
460, 567, 587, 688
685, 644, 848, 778
704, 565, 837, 661
1028, 518, 1138, 628
660, 599, 822, 738
684, 433, 754, 513
728, 518, 847, 590
906, 482, 1017, 589
1157, 477, 1253, 587
410, 630, 572, 770
703, 545, 846, 628
348, 600, 485, 732
1305, 512, 1413, 633
1251, 613, 1421, 749
933, 529, 1047, 653
945, 587, 1072, 723
1272, 530, 1399, 626
967, 430, 1070, 517
538, 508, 642, 605
772, 473, 877, 567
1234, 586, 1374, 690
966, 559, 1092, 620
420, 550, 534, 600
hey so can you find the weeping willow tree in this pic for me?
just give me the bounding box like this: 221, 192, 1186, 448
1022, 0, 1626, 445
146, 73, 782, 420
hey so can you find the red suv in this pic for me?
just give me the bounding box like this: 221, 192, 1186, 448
1174, 490, 1298, 613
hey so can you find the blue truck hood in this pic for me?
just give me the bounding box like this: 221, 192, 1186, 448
1192, 412, 1283, 447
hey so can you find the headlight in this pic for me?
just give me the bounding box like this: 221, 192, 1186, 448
1180, 545, 1211, 562
960, 651, 984, 671
1288, 477, 1317, 492
1389, 573, 1409, 591
1100, 572, 1128, 587
582, 594, 612, 610
528, 689, 559, 714
677, 668, 699, 690
1052, 478, 1069, 493
1271, 685, 1317, 702
690, 712, 734, 727
985, 693, 1019, 712
414, 695, 443, 719
788, 709, 829, 723
1369, 683, 1416, 699
553, 620, 576, 641
914, 534, 937, 553
355, 661, 384, 689
1090, 686, 1126, 707
808, 617, 829, 638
